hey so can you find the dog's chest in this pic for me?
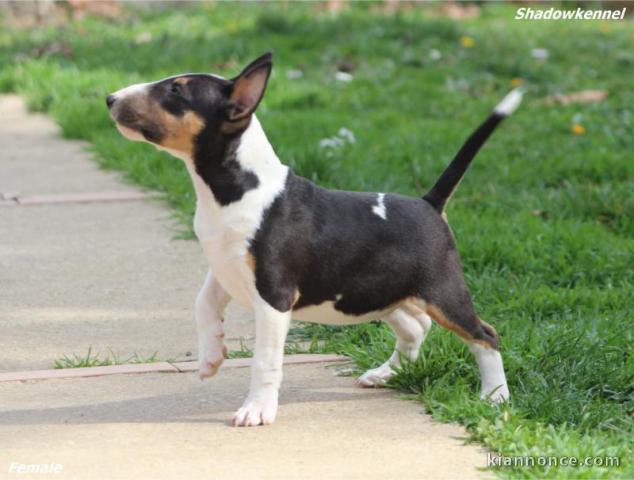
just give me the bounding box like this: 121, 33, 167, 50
194, 205, 258, 306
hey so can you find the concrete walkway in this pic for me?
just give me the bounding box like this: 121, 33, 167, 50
0, 364, 491, 480
0, 95, 491, 479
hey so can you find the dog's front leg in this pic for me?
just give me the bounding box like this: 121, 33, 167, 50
196, 270, 230, 380
233, 301, 290, 427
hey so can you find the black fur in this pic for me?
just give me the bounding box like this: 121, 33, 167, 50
151, 74, 261, 206
193, 123, 260, 206
249, 172, 493, 346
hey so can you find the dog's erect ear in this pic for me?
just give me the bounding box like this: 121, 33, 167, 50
226, 52, 273, 122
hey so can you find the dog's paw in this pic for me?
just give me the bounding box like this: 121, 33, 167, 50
198, 344, 227, 380
357, 362, 394, 388
232, 389, 278, 427
481, 385, 510, 405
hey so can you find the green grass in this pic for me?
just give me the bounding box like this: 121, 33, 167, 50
2, 3, 632, 478
53, 347, 170, 369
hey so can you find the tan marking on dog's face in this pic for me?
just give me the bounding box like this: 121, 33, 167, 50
158, 110, 205, 156
109, 78, 206, 157
109, 57, 272, 164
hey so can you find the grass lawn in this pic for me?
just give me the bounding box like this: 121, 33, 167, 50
1, 3, 632, 478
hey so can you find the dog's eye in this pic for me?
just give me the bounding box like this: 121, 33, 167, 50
170, 82, 183, 96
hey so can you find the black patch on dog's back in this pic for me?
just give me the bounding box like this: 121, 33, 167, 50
250, 172, 497, 347
250, 172, 454, 314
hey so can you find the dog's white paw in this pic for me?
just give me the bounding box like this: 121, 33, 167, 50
357, 362, 394, 388
232, 389, 278, 427
198, 344, 227, 380
481, 384, 510, 405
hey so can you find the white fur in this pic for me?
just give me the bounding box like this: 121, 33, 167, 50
178, 116, 291, 426
115, 124, 145, 142
110, 82, 153, 143
467, 342, 510, 403
196, 270, 230, 380
131, 110, 292, 424
233, 299, 291, 426
358, 307, 432, 387
146, 116, 286, 308
372, 193, 387, 220
190, 116, 288, 307
494, 88, 524, 116
111, 82, 150, 102
358, 358, 395, 387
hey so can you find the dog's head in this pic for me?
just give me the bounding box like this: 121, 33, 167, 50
106, 53, 272, 159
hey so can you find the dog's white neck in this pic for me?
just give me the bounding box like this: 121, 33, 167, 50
236, 115, 287, 189
180, 115, 288, 239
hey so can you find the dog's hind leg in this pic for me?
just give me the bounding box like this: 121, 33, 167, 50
424, 275, 510, 403
358, 306, 432, 387
196, 270, 230, 380
465, 340, 510, 404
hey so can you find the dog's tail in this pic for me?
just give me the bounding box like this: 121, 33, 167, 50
423, 88, 524, 213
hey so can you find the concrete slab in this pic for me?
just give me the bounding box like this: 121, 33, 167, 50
0, 363, 491, 480
0, 95, 133, 196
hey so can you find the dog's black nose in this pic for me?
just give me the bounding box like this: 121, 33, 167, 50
106, 95, 116, 109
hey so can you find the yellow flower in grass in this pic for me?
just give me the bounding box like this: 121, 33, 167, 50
571, 124, 586, 135
460, 36, 475, 48
511, 77, 524, 88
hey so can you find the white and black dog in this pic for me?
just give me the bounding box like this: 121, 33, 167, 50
107, 53, 522, 426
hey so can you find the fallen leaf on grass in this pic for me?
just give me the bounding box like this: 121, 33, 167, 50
544, 90, 608, 106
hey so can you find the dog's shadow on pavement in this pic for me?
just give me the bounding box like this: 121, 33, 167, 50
0, 369, 393, 426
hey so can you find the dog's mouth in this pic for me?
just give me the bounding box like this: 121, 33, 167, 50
114, 123, 145, 142
111, 107, 164, 144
